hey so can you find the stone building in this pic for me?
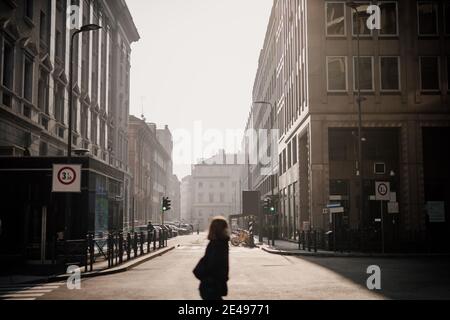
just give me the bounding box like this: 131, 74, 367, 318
0, 0, 139, 231
128, 117, 174, 228
190, 151, 244, 231
245, 0, 450, 251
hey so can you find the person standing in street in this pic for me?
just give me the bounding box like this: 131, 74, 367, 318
193, 216, 230, 300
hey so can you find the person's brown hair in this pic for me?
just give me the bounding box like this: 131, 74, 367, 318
208, 216, 230, 241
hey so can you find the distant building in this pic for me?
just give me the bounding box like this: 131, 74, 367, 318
180, 175, 193, 223
128, 117, 173, 228
191, 150, 244, 230
167, 174, 181, 222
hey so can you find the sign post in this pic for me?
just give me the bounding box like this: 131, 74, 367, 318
375, 182, 390, 254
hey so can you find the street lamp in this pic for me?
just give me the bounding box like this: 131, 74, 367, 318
65, 24, 101, 240
68, 24, 102, 160
346, 2, 366, 250
253, 101, 277, 245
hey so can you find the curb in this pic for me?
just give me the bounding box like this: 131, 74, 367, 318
49, 246, 176, 282
2, 246, 176, 286
260, 246, 450, 258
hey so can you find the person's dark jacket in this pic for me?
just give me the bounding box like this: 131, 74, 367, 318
194, 238, 229, 298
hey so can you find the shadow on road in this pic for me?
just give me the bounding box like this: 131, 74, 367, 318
293, 255, 450, 300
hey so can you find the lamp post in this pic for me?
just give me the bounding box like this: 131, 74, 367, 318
65, 24, 101, 240
68, 24, 102, 160
346, 2, 365, 250
253, 101, 277, 244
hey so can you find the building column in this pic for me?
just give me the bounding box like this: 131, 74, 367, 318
309, 119, 328, 231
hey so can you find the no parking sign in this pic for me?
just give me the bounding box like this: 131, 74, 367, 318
52, 164, 82, 193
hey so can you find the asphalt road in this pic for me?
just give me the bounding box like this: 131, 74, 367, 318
21, 233, 450, 300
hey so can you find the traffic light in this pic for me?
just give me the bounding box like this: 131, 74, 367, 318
263, 197, 276, 214
162, 197, 171, 212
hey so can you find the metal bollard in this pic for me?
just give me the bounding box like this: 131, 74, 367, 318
133, 232, 138, 258
298, 231, 301, 250
107, 234, 112, 268
302, 231, 306, 251
314, 230, 317, 253
126, 233, 131, 261
147, 230, 151, 253
158, 230, 162, 249
153, 230, 156, 251
165, 230, 168, 247
307, 231, 311, 252
140, 232, 144, 256
118, 233, 123, 263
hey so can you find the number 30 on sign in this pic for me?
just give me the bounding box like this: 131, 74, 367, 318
52, 164, 82, 193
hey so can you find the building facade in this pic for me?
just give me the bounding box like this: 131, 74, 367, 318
166, 174, 181, 222
128, 117, 174, 228
190, 151, 244, 231
246, 0, 450, 251
0, 0, 139, 230
180, 175, 193, 223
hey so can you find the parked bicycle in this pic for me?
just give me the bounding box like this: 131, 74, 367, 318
231, 229, 252, 247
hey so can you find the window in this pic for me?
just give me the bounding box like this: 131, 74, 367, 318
40, 11, 49, 45
2, 38, 14, 89
25, 0, 33, 19
199, 182, 203, 188
380, 57, 400, 91
353, 56, 374, 91
326, 2, 346, 36
292, 136, 298, 165
209, 193, 214, 203
23, 55, 33, 102
287, 141, 292, 169
220, 182, 225, 188
418, 2, 438, 36
38, 69, 49, 114
352, 2, 372, 36
327, 56, 347, 92
420, 57, 440, 91
220, 193, 225, 202
55, 30, 62, 59
378, 1, 398, 36
54, 85, 65, 124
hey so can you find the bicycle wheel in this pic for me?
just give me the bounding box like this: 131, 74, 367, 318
231, 237, 241, 247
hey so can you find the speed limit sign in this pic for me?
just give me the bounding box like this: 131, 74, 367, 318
52, 164, 82, 193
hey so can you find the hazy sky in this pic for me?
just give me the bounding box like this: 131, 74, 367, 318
126, 0, 273, 179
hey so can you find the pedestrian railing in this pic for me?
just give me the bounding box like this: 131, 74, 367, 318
72, 229, 171, 272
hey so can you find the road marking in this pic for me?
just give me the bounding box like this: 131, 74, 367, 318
0, 282, 63, 301
0, 293, 45, 298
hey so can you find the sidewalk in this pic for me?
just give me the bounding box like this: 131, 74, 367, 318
0, 235, 185, 285
256, 236, 450, 258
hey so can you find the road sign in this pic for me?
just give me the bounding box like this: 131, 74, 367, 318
52, 164, 81, 193
375, 182, 390, 201
329, 207, 344, 214
427, 201, 446, 223
387, 202, 399, 214
327, 203, 341, 208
